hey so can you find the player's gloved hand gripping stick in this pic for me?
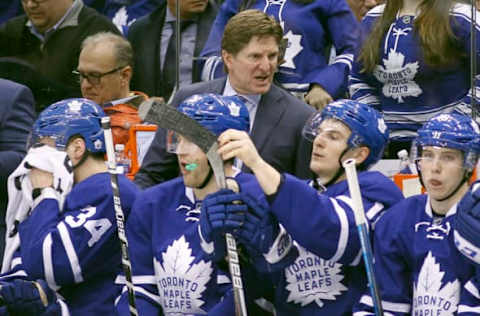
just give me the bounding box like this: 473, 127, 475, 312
343, 158, 384, 316
102, 117, 138, 316
139, 100, 248, 316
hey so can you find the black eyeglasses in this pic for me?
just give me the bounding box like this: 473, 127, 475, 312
72, 66, 126, 85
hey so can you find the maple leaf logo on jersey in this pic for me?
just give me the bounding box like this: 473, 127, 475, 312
112, 6, 136, 33
281, 22, 303, 70
154, 236, 213, 315
285, 245, 347, 308
373, 49, 421, 103
413, 251, 460, 315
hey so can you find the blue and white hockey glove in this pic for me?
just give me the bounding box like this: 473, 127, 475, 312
234, 193, 296, 272
455, 181, 480, 264
0, 279, 60, 316
199, 189, 247, 262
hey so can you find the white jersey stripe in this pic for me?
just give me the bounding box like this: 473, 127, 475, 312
58, 222, 84, 283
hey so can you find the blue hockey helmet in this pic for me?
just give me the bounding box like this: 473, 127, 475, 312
412, 113, 480, 171
177, 93, 250, 136
32, 98, 106, 153
302, 99, 389, 168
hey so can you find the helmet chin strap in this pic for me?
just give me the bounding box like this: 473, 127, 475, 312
314, 147, 350, 188
196, 163, 214, 190
415, 160, 471, 203
72, 150, 89, 170
435, 170, 470, 202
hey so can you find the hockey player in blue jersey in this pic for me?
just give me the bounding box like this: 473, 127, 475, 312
216, 99, 404, 315
0, 98, 139, 315
349, 0, 480, 156
354, 113, 480, 315
200, 0, 359, 109
116, 93, 296, 315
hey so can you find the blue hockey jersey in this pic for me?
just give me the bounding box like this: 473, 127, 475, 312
17, 172, 139, 315
349, 3, 480, 140
354, 195, 476, 315
265, 171, 403, 315
116, 172, 270, 315
200, 0, 358, 98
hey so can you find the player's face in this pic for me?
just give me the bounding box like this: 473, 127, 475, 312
310, 119, 351, 183
77, 44, 129, 105
417, 146, 466, 201
176, 135, 211, 188
223, 36, 279, 95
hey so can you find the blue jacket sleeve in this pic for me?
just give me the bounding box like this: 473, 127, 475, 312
270, 174, 390, 265
0, 81, 35, 189
306, 0, 358, 98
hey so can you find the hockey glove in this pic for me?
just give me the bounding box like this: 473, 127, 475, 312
234, 193, 296, 272
199, 189, 247, 262
0, 279, 58, 316
455, 181, 480, 264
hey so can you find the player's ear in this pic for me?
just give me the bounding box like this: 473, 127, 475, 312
354, 146, 370, 166
68, 137, 87, 160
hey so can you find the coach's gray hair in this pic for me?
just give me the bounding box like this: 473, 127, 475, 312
81, 32, 133, 67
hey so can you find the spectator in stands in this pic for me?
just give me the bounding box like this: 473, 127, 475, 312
0, 79, 35, 266
104, 0, 163, 35
134, 9, 314, 188
349, 0, 480, 158
77, 31, 146, 147
0, 0, 120, 98
127, 0, 218, 102
200, 0, 359, 110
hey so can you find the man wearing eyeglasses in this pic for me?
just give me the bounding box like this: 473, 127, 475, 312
76, 31, 147, 148
0, 0, 120, 98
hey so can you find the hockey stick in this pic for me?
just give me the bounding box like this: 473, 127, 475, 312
138, 100, 248, 316
471, 0, 478, 121
343, 159, 384, 316
101, 117, 138, 316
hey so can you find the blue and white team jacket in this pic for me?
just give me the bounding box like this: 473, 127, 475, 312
17, 172, 139, 315
349, 3, 480, 140
354, 195, 476, 315
116, 173, 271, 315
266, 171, 403, 315
200, 0, 358, 98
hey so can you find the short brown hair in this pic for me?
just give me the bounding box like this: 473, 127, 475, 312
221, 9, 283, 56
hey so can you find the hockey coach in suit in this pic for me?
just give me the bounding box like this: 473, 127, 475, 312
134, 9, 314, 188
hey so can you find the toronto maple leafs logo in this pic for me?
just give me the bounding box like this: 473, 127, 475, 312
280, 22, 303, 70
154, 236, 213, 315
285, 245, 347, 308
227, 101, 240, 117
373, 49, 422, 103
112, 6, 136, 34
413, 252, 460, 315
68, 100, 82, 112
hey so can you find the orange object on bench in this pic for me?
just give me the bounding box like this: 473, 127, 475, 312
124, 124, 158, 180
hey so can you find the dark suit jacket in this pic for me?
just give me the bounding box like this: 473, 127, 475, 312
127, 2, 218, 98
0, 79, 35, 263
134, 78, 315, 188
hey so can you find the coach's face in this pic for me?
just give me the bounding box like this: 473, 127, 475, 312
223, 35, 279, 95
